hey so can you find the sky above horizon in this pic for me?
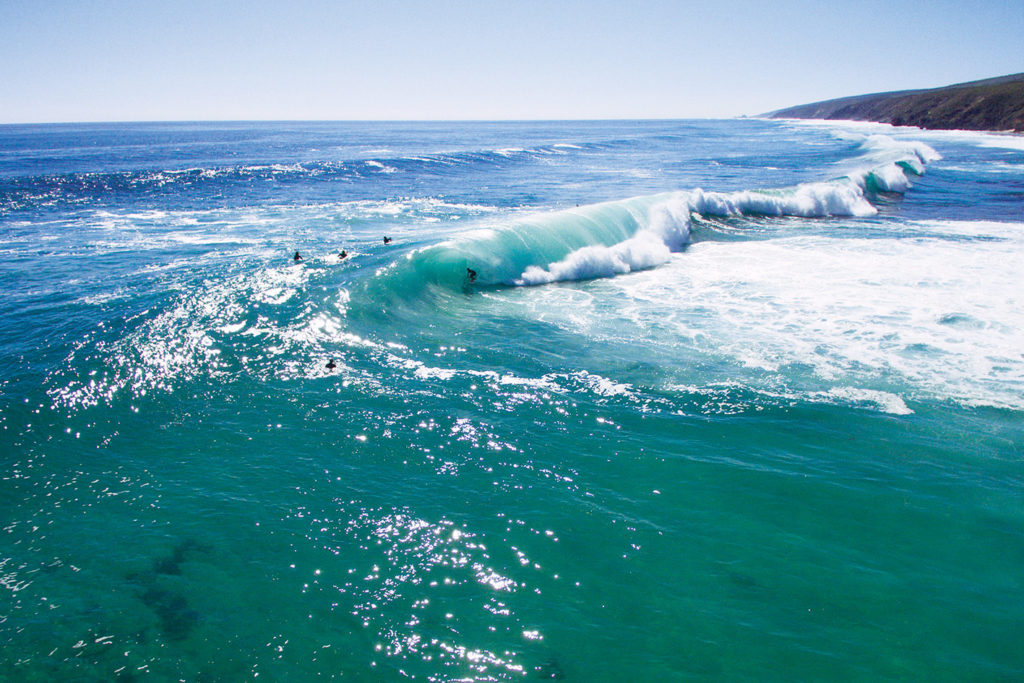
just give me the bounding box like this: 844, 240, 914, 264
2, 0, 1023, 124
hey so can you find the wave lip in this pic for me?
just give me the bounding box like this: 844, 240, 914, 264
841, 134, 941, 193
514, 194, 692, 285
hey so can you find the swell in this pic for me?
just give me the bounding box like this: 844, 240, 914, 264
359, 135, 940, 297
0, 142, 603, 214
0, 131, 725, 215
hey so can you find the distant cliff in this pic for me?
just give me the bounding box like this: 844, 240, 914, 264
767, 73, 1024, 133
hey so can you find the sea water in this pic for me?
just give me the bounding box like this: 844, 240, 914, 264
1, 119, 1023, 681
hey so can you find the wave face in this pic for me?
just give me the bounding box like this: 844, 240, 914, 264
369, 193, 693, 292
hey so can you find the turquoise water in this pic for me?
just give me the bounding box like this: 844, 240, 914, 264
1, 120, 1023, 681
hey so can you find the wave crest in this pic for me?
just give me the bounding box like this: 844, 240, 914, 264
366, 135, 937, 292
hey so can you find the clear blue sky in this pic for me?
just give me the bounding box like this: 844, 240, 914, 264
2, 0, 1022, 123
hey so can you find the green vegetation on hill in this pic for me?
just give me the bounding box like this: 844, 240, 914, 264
768, 74, 1024, 132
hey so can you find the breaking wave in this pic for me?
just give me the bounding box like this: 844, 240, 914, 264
368, 135, 939, 292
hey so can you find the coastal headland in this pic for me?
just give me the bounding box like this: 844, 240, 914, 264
767, 73, 1024, 132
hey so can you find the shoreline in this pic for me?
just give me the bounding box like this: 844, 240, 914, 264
767, 73, 1024, 134
765, 116, 1024, 142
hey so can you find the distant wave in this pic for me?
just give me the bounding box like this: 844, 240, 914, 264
0, 142, 602, 213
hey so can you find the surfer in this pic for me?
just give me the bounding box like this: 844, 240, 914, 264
383, 236, 392, 244
326, 358, 337, 370
293, 251, 303, 262
339, 249, 348, 259
466, 267, 477, 283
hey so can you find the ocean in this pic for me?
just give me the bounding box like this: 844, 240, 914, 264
1, 119, 1022, 681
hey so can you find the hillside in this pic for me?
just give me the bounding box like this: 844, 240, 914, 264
767, 74, 1024, 132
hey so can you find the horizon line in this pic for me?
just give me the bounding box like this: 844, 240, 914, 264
0, 115, 757, 127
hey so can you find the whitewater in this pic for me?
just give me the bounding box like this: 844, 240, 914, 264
1, 119, 1023, 681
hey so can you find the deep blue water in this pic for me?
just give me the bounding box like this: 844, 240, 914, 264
2, 119, 1023, 681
